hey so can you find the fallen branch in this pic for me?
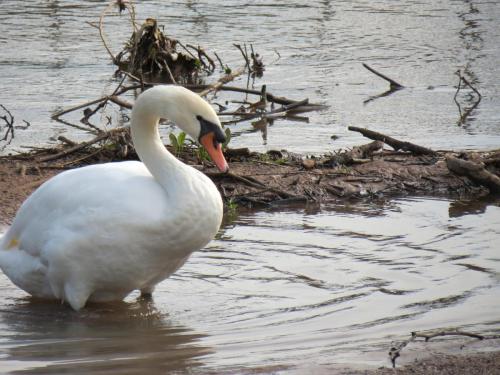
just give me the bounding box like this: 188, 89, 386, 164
98, 0, 118, 63
52, 84, 141, 120
446, 156, 500, 194
109, 95, 133, 109
348, 126, 437, 156
233, 44, 251, 70
198, 66, 246, 97
37, 128, 126, 163
206, 171, 302, 200
225, 98, 310, 125
188, 84, 326, 107
389, 329, 499, 368
362, 63, 404, 90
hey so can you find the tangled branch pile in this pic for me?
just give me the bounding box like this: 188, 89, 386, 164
115, 18, 210, 83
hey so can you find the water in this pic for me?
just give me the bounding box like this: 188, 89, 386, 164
1, 0, 500, 152
1, 198, 499, 373
1, 0, 500, 373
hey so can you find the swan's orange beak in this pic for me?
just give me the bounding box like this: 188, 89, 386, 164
200, 133, 229, 173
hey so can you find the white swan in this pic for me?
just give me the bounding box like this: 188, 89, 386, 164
0, 85, 229, 310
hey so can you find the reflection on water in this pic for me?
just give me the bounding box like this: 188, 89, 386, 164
1, 197, 499, 373
0, 297, 211, 374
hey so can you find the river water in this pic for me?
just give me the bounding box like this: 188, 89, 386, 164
0, 0, 499, 373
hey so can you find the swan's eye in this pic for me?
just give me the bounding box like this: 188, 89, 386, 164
197, 115, 226, 146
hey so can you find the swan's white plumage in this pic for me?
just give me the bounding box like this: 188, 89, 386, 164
0, 86, 225, 310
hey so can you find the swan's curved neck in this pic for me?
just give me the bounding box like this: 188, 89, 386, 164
131, 108, 186, 188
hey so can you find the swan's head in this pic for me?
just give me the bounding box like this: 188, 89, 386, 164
135, 85, 229, 172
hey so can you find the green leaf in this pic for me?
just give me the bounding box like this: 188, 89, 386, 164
223, 127, 232, 150
178, 131, 186, 146
169, 133, 178, 149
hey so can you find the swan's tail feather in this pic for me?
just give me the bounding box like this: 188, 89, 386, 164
64, 282, 91, 311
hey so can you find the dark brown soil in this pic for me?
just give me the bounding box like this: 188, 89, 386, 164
370, 351, 500, 375
0, 159, 58, 225
1, 145, 499, 224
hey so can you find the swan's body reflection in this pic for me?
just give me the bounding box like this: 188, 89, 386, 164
0, 296, 211, 374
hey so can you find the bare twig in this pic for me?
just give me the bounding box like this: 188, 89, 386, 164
225, 98, 310, 125
37, 128, 126, 162
176, 40, 198, 60
186, 44, 215, 73
198, 66, 246, 97
80, 76, 126, 128
52, 84, 141, 121
214, 51, 225, 71
362, 63, 404, 90
205, 170, 303, 200
188, 84, 325, 109
99, 1, 118, 63
109, 95, 133, 109
163, 58, 177, 84
234, 44, 250, 70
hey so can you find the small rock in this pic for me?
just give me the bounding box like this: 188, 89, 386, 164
302, 158, 316, 170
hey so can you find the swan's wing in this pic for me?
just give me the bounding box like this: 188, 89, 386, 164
0, 160, 219, 305
4, 161, 172, 256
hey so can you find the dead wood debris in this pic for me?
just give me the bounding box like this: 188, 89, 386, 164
446, 155, 500, 194
4, 125, 499, 209
348, 126, 438, 156
388, 329, 500, 368
115, 18, 203, 83
323, 140, 384, 167
98, 1, 217, 84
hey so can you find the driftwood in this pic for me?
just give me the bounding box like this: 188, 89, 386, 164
446, 156, 500, 194
348, 126, 437, 156
388, 329, 500, 368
